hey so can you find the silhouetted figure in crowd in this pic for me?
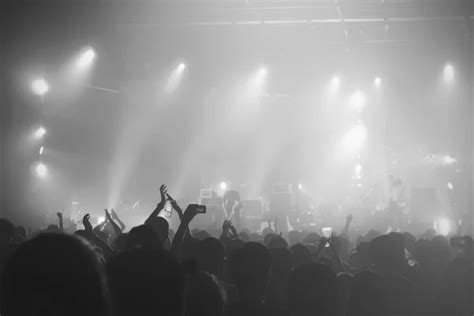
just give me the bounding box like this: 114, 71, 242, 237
347, 271, 386, 316
226, 242, 278, 316
127, 224, 162, 250
196, 237, 226, 280
186, 271, 226, 316
107, 247, 184, 316
1, 233, 108, 316
290, 244, 312, 267
288, 262, 338, 316
266, 247, 293, 310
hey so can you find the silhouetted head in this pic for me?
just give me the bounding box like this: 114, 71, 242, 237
288, 230, 303, 246
302, 232, 321, 245
127, 224, 162, 250
262, 227, 275, 237
269, 247, 293, 280
266, 247, 293, 308
290, 244, 312, 267
0, 219, 15, 244
264, 233, 278, 247
369, 235, 402, 273
146, 217, 169, 241
288, 263, 337, 316
228, 242, 271, 301
364, 229, 382, 242
111, 233, 129, 252
107, 247, 184, 316
1, 233, 108, 316
347, 271, 386, 316
196, 237, 226, 278
268, 235, 289, 249
238, 231, 250, 242
186, 272, 226, 316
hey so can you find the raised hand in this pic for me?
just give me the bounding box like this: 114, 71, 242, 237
82, 214, 93, 232
56, 212, 63, 219
182, 204, 200, 225
111, 209, 119, 220
105, 209, 113, 222
159, 185, 168, 204
346, 214, 353, 224
222, 219, 231, 229
318, 236, 329, 249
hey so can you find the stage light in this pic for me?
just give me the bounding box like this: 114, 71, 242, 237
341, 123, 368, 156
443, 63, 454, 83
220, 182, 228, 191
374, 77, 382, 88
349, 90, 367, 112
354, 164, 362, 178
34, 126, 47, 139
441, 155, 456, 165
434, 218, 451, 236
77, 47, 96, 69
252, 66, 268, 85
165, 62, 187, 93
39, 146, 44, 155
35, 162, 48, 178
447, 182, 454, 190
178, 63, 186, 71
32, 78, 49, 96
97, 216, 106, 225
297, 183, 303, 190
329, 76, 340, 93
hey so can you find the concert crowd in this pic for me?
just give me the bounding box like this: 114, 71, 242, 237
0, 185, 472, 316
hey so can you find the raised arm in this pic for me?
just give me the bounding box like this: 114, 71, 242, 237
171, 204, 199, 259
56, 212, 64, 232
105, 209, 123, 237
83, 214, 114, 259
341, 214, 353, 236
145, 185, 167, 225
219, 219, 232, 240
328, 234, 345, 273
111, 209, 126, 231
167, 193, 183, 222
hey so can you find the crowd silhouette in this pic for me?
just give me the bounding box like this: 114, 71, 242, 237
0, 185, 472, 316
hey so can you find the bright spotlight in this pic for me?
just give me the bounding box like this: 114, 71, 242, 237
441, 155, 456, 165
77, 47, 96, 69
32, 78, 49, 96
165, 62, 187, 93
97, 216, 106, 225
39, 146, 44, 155
434, 218, 451, 236
35, 162, 48, 178
341, 124, 368, 156
297, 183, 303, 190
329, 76, 341, 93
354, 164, 362, 178
349, 90, 367, 112
374, 77, 382, 88
252, 66, 268, 85
177, 63, 186, 71
220, 182, 228, 191
34, 126, 47, 139
443, 63, 454, 83
447, 182, 454, 190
